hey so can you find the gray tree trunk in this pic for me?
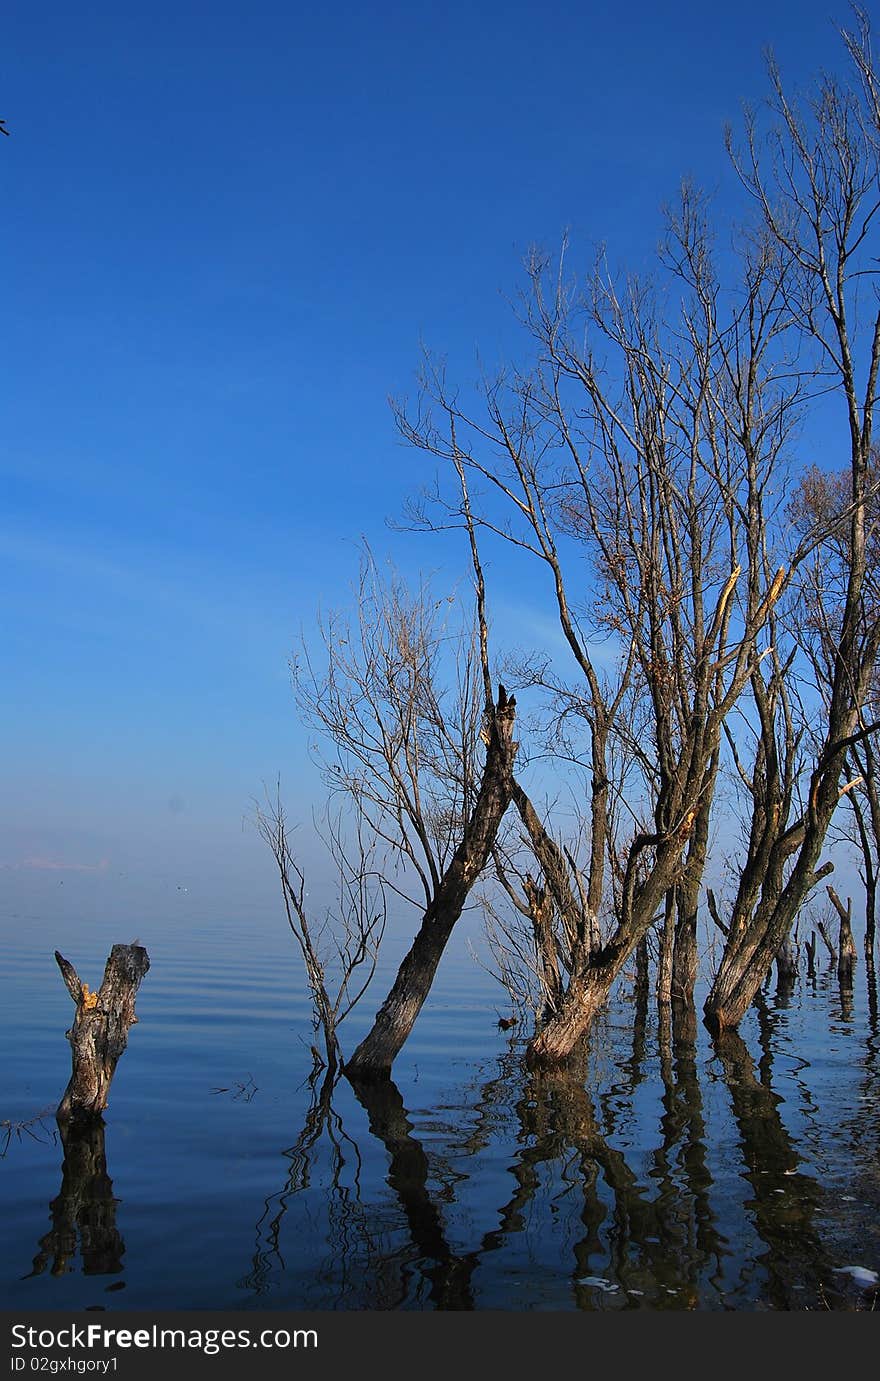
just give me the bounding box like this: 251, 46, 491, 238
345, 690, 517, 1079
55, 943, 150, 1123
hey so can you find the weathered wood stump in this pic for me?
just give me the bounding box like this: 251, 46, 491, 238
55, 943, 150, 1123
775, 934, 798, 1002
804, 930, 818, 979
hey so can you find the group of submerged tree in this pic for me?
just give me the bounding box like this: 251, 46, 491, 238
259, 11, 880, 1083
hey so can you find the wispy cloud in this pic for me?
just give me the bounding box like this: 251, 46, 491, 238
14, 856, 110, 874
0, 523, 299, 654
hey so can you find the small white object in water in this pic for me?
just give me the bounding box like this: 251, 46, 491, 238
835, 1266, 879, 1286
576, 1276, 618, 1291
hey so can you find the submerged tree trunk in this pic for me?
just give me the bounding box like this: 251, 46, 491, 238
657, 892, 675, 1007
55, 944, 150, 1123
634, 934, 650, 998
775, 935, 798, 1003
672, 905, 699, 1005
672, 781, 713, 1004
526, 835, 687, 1067
523, 875, 564, 1018
703, 710, 864, 1031
849, 776, 878, 957
828, 887, 858, 985
344, 689, 517, 1079
804, 931, 818, 980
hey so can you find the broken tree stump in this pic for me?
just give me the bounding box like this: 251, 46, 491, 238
826, 886, 857, 985
55, 943, 150, 1124
805, 931, 818, 979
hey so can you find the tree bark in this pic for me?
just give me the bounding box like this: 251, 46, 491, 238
703, 772, 839, 1032
672, 781, 713, 1003
526, 834, 686, 1066
804, 931, 818, 979
672, 907, 699, 1005
657, 891, 675, 1007
775, 935, 798, 1003
523, 876, 564, 1018
846, 740, 880, 959
55, 943, 150, 1123
634, 934, 650, 998
344, 689, 517, 1078
828, 887, 857, 985
529, 806, 715, 1064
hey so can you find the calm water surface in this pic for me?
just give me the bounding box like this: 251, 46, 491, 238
2, 878, 879, 1311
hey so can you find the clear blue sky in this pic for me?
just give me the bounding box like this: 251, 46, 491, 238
0, 0, 856, 912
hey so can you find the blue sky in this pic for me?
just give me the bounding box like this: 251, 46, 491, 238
0, 1, 858, 910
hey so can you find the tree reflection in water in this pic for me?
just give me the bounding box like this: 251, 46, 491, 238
25, 1119, 124, 1280
235, 995, 880, 1310
240, 1066, 374, 1303
17, 967, 879, 1308
714, 1019, 835, 1308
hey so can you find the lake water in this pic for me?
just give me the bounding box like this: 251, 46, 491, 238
2, 875, 879, 1311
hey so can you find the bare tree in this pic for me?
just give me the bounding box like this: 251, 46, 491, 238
256, 792, 386, 1076
705, 13, 880, 1029
343, 673, 518, 1076
788, 460, 880, 956
395, 178, 797, 1064
272, 9, 880, 1070
339, 533, 519, 1071
267, 550, 519, 1079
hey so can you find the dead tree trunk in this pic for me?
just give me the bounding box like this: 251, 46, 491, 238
522, 875, 564, 1018
848, 771, 878, 957
344, 689, 517, 1079
816, 918, 838, 963
827, 886, 857, 986
526, 833, 688, 1067
672, 778, 714, 1003
657, 892, 675, 1007
634, 934, 650, 997
55, 943, 150, 1123
775, 935, 798, 1002
804, 931, 818, 979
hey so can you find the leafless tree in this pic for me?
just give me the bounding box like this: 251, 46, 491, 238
788, 460, 880, 956
395, 177, 799, 1064
705, 12, 880, 1029
272, 9, 880, 1072
255, 791, 386, 1075
267, 548, 518, 1079
341, 534, 519, 1076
